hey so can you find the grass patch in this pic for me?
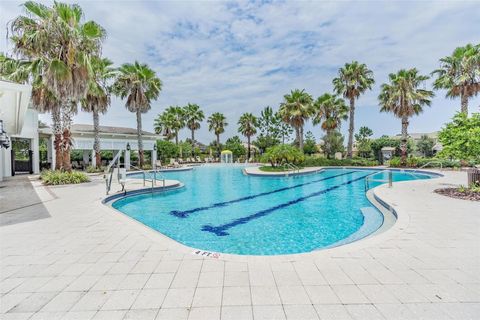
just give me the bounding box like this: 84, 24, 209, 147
40, 170, 90, 185
258, 165, 303, 172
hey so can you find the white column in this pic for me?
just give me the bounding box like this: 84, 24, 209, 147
82, 150, 90, 167
91, 150, 96, 167
48, 135, 55, 170
31, 136, 40, 174
151, 150, 156, 168
125, 150, 130, 170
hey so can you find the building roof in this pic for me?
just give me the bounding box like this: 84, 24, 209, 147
392, 132, 438, 140
71, 124, 157, 136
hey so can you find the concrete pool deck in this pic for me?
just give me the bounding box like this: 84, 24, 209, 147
0, 169, 479, 320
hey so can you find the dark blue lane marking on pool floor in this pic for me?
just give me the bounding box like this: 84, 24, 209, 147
169, 171, 356, 218
201, 173, 371, 236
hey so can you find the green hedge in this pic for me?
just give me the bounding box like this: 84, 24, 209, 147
387, 157, 477, 168
302, 157, 379, 167
40, 170, 90, 185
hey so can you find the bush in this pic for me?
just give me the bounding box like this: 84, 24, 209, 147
388, 157, 467, 168
86, 165, 105, 173
261, 144, 305, 166
438, 112, 480, 161
40, 170, 90, 185
302, 156, 379, 167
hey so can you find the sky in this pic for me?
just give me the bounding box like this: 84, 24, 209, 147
1, 0, 479, 144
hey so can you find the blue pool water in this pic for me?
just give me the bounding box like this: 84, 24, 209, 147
112, 166, 433, 255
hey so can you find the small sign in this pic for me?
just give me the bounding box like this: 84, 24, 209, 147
193, 250, 220, 259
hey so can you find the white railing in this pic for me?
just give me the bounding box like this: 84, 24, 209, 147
364, 170, 392, 191
105, 151, 123, 195
284, 162, 300, 176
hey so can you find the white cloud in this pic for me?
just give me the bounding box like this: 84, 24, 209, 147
1, 0, 478, 144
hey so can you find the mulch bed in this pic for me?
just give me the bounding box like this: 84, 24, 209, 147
435, 188, 480, 201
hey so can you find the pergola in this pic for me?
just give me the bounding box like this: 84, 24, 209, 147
39, 124, 159, 170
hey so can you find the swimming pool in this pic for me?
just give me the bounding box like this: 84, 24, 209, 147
111, 165, 433, 255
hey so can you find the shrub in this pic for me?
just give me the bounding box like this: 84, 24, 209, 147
438, 112, 480, 161
302, 156, 379, 167
86, 165, 105, 173
388, 157, 465, 168
261, 144, 305, 167
40, 170, 90, 185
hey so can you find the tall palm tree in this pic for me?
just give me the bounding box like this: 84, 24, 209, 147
312, 93, 349, 135
207, 112, 228, 156
10, 1, 106, 171
379, 69, 434, 164
113, 62, 162, 167
166, 106, 185, 145
80, 57, 115, 167
278, 89, 313, 150
312, 93, 349, 158
154, 111, 175, 141
183, 103, 204, 153
432, 44, 480, 115
238, 113, 258, 161
333, 61, 375, 158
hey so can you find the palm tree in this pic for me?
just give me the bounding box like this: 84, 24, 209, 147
183, 103, 204, 153
238, 113, 258, 161
113, 62, 162, 167
333, 61, 375, 158
166, 106, 185, 145
432, 44, 480, 115
278, 89, 313, 150
379, 69, 434, 164
154, 111, 175, 141
80, 57, 115, 167
10, 1, 106, 171
207, 112, 228, 156
312, 93, 349, 158
313, 93, 349, 134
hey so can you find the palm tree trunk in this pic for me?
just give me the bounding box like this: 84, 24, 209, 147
93, 109, 101, 167
347, 97, 355, 159
136, 109, 144, 168
247, 135, 251, 161
299, 126, 304, 150
191, 129, 195, 156
52, 108, 63, 171
61, 106, 74, 172
175, 131, 179, 145
461, 91, 468, 115
325, 129, 332, 159
216, 133, 220, 156
401, 116, 409, 165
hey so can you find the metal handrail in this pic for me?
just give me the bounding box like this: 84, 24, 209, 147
364, 170, 392, 191
414, 160, 443, 172
283, 162, 300, 176
105, 151, 123, 195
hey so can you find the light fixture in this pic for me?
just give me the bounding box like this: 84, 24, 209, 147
0, 120, 10, 149
153, 144, 157, 151
126, 142, 130, 151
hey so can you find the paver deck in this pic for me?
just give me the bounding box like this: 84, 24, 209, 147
0, 169, 479, 320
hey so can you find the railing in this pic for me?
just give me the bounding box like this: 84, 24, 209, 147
413, 161, 443, 172
283, 162, 300, 177
364, 170, 392, 191
105, 151, 123, 195
130, 165, 167, 191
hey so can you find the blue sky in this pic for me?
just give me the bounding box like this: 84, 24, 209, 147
1, 0, 479, 144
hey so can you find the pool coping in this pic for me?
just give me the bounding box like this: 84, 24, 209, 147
100, 166, 444, 261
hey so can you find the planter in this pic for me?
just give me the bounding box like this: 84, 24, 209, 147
467, 168, 480, 187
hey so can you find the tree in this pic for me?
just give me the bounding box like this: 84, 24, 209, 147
156, 139, 178, 163
154, 111, 176, 141
224, 136, 246, 160
183, 103, 204, 154
438, 112, 480, 161
238, 113, 258, 161
322, 131, 345, 159
416, 135, 435, 157
167, 106, 185, 145
333, 61, 375, 158
207, 112, 228, 156
80, 57, 115, 167
113, 61, 162, 167
354, 126, 374, 158
9, 1, 106, 170
261, 144, 305, 167
303, 131, 317, 155
278, 89, 314, 150
432, 44, 480, 115
379, 68, 434, 164
312, 93, 348, 158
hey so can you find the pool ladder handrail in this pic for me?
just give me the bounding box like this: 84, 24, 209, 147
283, 162, 300, 177
105, 151, 123, 195
413, 160, 443, 172
130, 165, 166, 192
364, 170, 393, 191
